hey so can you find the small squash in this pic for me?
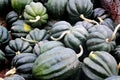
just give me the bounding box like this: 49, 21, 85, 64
32, 47, 82, 80
46, 0, 68, 19
0, 25, 10, 47
67, 0, 93, 23
11, 20, 32, 38
82, 51, 119, 80
33, 40, 64, 56
6, 53, 37, 80
5, 38, 32, 59
21, 28, 49, 46
23, 2, 48, 27
6, 11, 18, 28
11, 0, 33, 15
4, 74, 25, 80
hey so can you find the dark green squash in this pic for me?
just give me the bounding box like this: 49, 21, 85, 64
105, 76, 120, 80
33, 40, 64, 56
82, 51, 119, 80
9, 53, 37, 80
6, 11, 18, 28
86, 24, 116, 52
32, 47, 82, 80
46, 0, 68, 19
11, 0, 33, 15
4, 74, 25, 80
5, 38, 32, 59
0, 25, 10, 47
11, 20, 32, 38
0, 50, 6, 70
21, 28, 49, 46
66, 0, 93, 23
113, 45, 120, 62
50, 21, 89, 51
23, 2, 48, 27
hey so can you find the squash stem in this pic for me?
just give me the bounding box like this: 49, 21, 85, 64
51, 30, 70, 41
21, 37, 38, 43
97, 17, 104, 23
77, 45, 83, 58
5, 67, 16, 77
107, 24, 120, 42
29, 16, 41, 22
80, 14, 99, 25
16, 51, 21, 55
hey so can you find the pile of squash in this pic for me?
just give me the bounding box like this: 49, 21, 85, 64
0, 0, 120, 80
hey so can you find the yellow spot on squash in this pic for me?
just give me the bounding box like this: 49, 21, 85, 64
24, 23, 32, 32
89, 51, 96, 59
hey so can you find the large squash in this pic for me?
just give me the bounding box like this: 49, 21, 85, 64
23, 2, 48, 27
82, 51, 119, 80
105, 76, 120, 80
4, 74, 25, 80
32, 47, 82, 80
67, 0, 93, 23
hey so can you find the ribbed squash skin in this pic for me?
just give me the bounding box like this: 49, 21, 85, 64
11, 0, 33, 15
12, 53, 37, 80
23, 2, 48, 27
25, 28, 49, 46
67, 0, 93, 23
86, 24, 116, 52
33, 40, 64, 56
82, 51, 118, 80
50, 21, 71, 38
4, 74, 25, 80
6, 11, 18, 27
75, 21, 94, 31
0, 25, 10, 46
50, 21, 89, 51
32, 47, 80, 80
5, 38, 32, 59
105, 76, 120, 80
46, 0, 68, 19
11, 20, 32, 38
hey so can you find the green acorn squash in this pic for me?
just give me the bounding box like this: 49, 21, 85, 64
5, 38, 32, 59
46, 0, 68, 19
11, 20, 32, 38
50, 21, 89, 51
32, 47, 82, 80
4, 74, 25, 80
23, 2, 48, 27
6, 11, 18, 28
7, 53, 37, 80
67, 0, 93, 23
86, 24, 116, 52
21, 28, 49, 46
33, 40, 64, 56
0, 25, 10, 47
82, 51, 119, 80
105, 76, 120, 80
11, 0, 33, 15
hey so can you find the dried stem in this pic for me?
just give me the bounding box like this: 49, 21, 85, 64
21, 37, 38, 43
5, 67, 16, 77
106, 24, 120, 42
80, 14, 99, 25
51, 30, 70, 41
29, 16, 40, 22
77, 45, 83, 58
